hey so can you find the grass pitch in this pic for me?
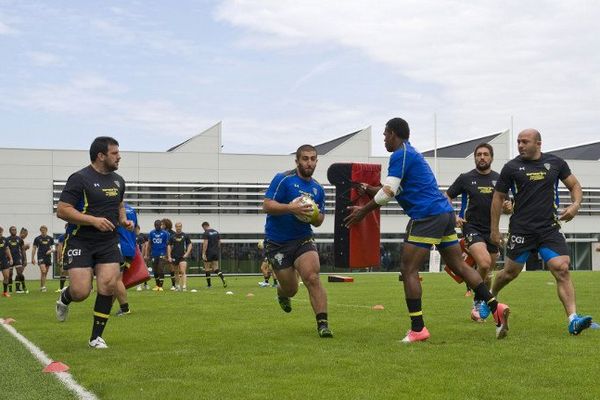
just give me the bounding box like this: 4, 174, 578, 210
2, 272, 600, 400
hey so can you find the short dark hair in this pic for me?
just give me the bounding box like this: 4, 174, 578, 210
386, 118, 410, 140
295, 144, 317, 160
474, 143, 494, 158
202, 221, 209, 228
90, 136, 119, 162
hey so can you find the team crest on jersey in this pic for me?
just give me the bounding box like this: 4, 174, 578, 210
471, 181, 477, 185
492, 180, 497, 186
313, 188, 317, 195
114, 181, 121, 188
544, 163, 551, 170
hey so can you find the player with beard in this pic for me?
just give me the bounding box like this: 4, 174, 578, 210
490, 129, 593, 335
445, 143, 512, 321
263, 144, 331, 338
55, 136, 134, 348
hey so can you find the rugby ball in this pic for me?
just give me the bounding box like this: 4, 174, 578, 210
293, 196, 319, 224
257, 239, 264, 250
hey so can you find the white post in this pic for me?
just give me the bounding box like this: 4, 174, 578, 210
429, 247, 441, 272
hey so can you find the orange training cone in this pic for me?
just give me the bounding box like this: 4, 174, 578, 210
43, 361, 70, 373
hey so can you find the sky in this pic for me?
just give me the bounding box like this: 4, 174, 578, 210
1, 1, 599, 156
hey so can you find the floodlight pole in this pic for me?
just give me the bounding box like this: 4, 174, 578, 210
510, 115, 514, 159
433, 113, 438, 179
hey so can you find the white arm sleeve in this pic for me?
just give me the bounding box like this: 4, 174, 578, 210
374, 176, 401, 205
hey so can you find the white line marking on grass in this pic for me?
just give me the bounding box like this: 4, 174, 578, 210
0, 319, 98, 400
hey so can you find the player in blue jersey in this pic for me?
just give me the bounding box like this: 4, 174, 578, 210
345, 118, 510, 342
147, 219, 169, 291
263, 144, 332, 338
114, 203, 138, 315
490, 129, 593, 335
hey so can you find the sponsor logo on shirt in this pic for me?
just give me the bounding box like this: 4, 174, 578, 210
102, 188, 120, 197
526, 171, 546, 181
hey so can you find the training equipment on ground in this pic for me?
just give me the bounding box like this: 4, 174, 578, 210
327, 162, 381, 269
190, 289, 197, 293
292, 195, 320, 224
122, 247, 151, 289
327, 275, 354, 283
372, 304, 385, 310
43, 361, 70, 373
226, 291, 234, 295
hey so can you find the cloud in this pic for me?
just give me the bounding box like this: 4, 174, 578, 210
1, 73, 212, 139
291, 60, 337, 92
26, 51, 62, 66
0, 20, 18, 35
215, 1, 600, 151
90, 18, 198, 56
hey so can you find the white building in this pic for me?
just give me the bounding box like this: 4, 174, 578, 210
1, 122, 599, 276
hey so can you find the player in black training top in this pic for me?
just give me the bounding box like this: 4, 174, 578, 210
55, 136, 134, 349
1, 226, 14, 297
167, 222, 193, 291
201, 221, 227, 288
7, 226, 26, 293
32, 225, 55, 292
446, 143, 512, 321
490, 129, 593, 336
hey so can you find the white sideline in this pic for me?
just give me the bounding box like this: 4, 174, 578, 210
0, 319, 98, 400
